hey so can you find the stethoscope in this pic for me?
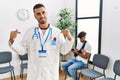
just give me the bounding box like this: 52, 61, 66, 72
32, 27, 39, 39
32, 27, 52, 50
32, 27, 52, 40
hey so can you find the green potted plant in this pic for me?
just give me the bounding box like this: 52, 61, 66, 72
57, 8, 75, 61
57, 8, 75, 36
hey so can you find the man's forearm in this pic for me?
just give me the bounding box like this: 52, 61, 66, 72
9, 39, 14, 44
67, 34, 73, 41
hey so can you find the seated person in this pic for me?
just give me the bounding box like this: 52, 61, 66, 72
62, 31, 92, 80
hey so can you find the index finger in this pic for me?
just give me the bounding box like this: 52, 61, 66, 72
15, 29, 21, 34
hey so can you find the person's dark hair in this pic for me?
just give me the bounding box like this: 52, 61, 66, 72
78, 31, 86, 38
33, 3, 45, 12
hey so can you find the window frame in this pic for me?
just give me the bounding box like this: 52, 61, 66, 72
75, 0, 103, 62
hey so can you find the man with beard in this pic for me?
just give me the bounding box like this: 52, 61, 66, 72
9, 3, 74, 80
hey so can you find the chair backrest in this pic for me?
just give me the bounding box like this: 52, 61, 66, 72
19, 54, 28, 61
0, 51, 12, 64
93, 54, 109, 69
114, 60, 120, 76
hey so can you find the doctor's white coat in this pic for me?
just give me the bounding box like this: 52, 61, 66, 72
11, 25, 74, 80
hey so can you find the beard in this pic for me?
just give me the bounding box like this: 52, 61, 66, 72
39, 20, 46, 24
38, 17, 47, 24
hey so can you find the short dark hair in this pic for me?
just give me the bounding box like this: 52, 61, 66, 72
78, 31, 86, 38
33, 3, 45, 12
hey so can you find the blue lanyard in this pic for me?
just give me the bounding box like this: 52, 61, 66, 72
38, 28, 52, 50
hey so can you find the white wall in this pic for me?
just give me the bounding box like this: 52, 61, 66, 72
0, 0, 36, 79
0, 0, 75, 79
101, 0, 120, 79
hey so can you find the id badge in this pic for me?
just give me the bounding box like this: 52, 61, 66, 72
38, 50, 47, 58
51, 40, 56, 46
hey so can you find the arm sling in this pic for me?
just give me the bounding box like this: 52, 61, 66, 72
74, 41, 87, 57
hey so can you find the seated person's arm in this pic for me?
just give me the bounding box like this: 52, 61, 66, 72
71, 48, 90, 59
77, 49, 90, 59
79, 52, 90, 59
71, 48, 79, 54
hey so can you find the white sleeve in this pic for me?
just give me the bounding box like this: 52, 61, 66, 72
10, 40, 28, 55
9, 29, 30, 55
85, 42, 92, 53
59, 33, 74, 55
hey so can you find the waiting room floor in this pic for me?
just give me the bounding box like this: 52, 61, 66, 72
2, 69, 89, 80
